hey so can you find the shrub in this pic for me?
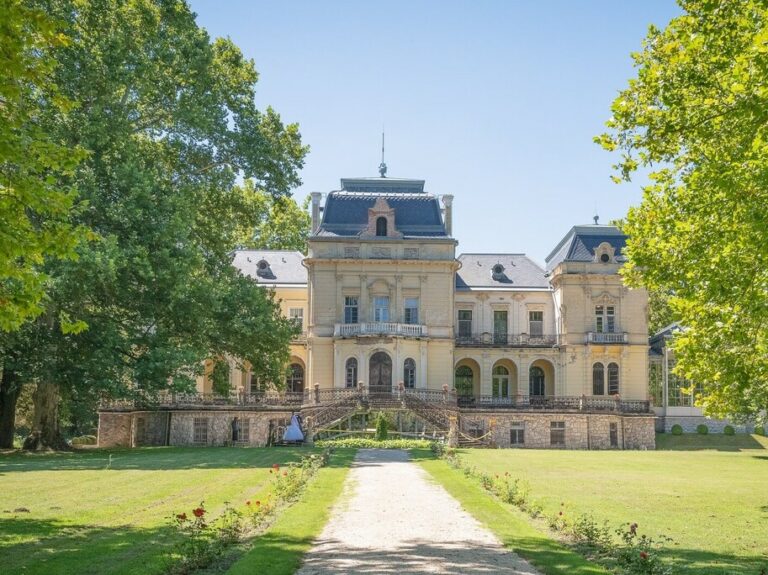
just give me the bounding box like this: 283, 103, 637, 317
569, 513, 613, 551
723, 425, 735, 436
315, 438, 433, 450
754, 425, 765, 436
71, 435, 97, 445
615, 523, 674, 575
696, 424, 709, 435
670, 424, 683, 436
375, 412, 389, 441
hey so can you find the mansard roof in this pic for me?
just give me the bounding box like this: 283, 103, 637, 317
231, 250, 306, 285
315, 177, 448, 239
545, 224, 628, 271
456, 254, 550, 290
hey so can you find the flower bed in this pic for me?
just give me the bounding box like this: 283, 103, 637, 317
165, 449, 331, 574
432, 445, 675, 575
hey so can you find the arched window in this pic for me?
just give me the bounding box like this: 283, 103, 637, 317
345, 358, 358, 388
404, 358, 416, 388
492, 365, 510, 398
376, 216, 387, 236
454, 366, 474, 397
286, 363, 304, 393
608, 363, 620, 395
592, 362, 605, 395
529, 366, 545, 396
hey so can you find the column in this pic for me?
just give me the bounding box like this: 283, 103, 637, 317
359, 274, 368, 322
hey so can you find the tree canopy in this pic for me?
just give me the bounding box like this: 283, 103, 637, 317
0, 1, 87, 331
598, 0, 768, 421
0, 0, 309, 448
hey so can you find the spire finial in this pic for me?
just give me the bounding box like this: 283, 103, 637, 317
593, 214, 600, 225
378, 129, 387, 177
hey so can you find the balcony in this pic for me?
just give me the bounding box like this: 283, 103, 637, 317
586, 332, 628, 344
334, 322, 428, 338
455, 332, 558, 348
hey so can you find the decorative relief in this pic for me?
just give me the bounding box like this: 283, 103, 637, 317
344, 246, 360, 259
404, 247, 419, 259
371, 247, 392, 259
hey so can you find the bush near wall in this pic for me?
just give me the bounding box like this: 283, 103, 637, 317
670, 424, 683, 436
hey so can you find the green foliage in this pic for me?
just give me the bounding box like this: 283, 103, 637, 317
598, 0, 768, 421
754, 425, 765, 436
210, 361, 231, 396
723, 425, 735, 436
1, 0, 309, 448
315, 437, 434, 449
696, 424, 709, 435
233, 180, 311, 253
375, 412, 389, 441
0, 2, 88, 331
670, 424, 683, 436
70, 434, 96, 445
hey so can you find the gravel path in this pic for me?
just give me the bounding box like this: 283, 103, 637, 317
295, 449, 540, 575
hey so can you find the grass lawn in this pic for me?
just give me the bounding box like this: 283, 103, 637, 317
0, 446, 350, 575
450, 434, 768, 575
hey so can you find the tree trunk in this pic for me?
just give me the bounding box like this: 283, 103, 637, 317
23, 382, 69, 451
0, 368, 21, 449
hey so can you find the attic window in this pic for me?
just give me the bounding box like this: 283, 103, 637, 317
492, 264, 505, 280
600, 253, 610, 263
376, 217, 387, 237
256, 259, 272, 278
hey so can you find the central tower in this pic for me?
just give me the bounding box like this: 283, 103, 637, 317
305, 176, 457, 390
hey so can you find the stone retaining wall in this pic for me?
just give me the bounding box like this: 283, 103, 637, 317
662, 416, 753, 434
461, 412, 655, 450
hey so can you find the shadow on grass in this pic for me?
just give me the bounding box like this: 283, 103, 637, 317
0, 517, 176, 575
655, 434, 766, 451
0, 446, 355, 473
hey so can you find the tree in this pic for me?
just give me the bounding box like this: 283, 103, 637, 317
598, 0, 768, 421
233, 179, 311, 253
0, 1, 86, 331
1, 0, 307, 449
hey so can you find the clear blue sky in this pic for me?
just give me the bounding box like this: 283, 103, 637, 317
189, 0, 680, 265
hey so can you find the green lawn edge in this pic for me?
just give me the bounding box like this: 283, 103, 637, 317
225, 448, 355, 574
414, 452, 609, 575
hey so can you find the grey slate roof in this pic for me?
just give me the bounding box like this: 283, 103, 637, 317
231, 250, 306, 285
316, 177, 448, 239
545, 225, 628, 271
456, 254, 550, 290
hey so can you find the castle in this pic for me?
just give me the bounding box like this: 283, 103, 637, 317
98, 175, 656, 449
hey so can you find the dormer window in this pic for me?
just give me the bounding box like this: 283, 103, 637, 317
376, 217, 387, 237
256, 259, 273, 278
492, 264, 505, 281
594, 242, 617, 264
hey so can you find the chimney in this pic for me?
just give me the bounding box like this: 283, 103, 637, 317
310, 192, 322, 233
442, 194, 454, 236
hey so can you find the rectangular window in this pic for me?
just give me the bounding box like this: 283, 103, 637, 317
595, 305, 616, 333
458, 310, 473, 338
289, 308, 303, 331
493, 310, 508, 344
234, 418, 250, 444
609, 422, 618, 448
529, 311, 543, 336
510, 422, 525, 446
550, 421, 566, 446
193, 417, 208, 444
404, 298, 419, 324
344, 296, 358, 324
373, 296, 389, 322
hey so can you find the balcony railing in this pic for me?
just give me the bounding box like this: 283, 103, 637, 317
455, 332, 559, 347
334, 322, 428, 337
457, 394, 650, 413
587, 332, 628, 344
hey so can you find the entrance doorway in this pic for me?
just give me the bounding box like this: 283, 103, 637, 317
369, 351, 392, 390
